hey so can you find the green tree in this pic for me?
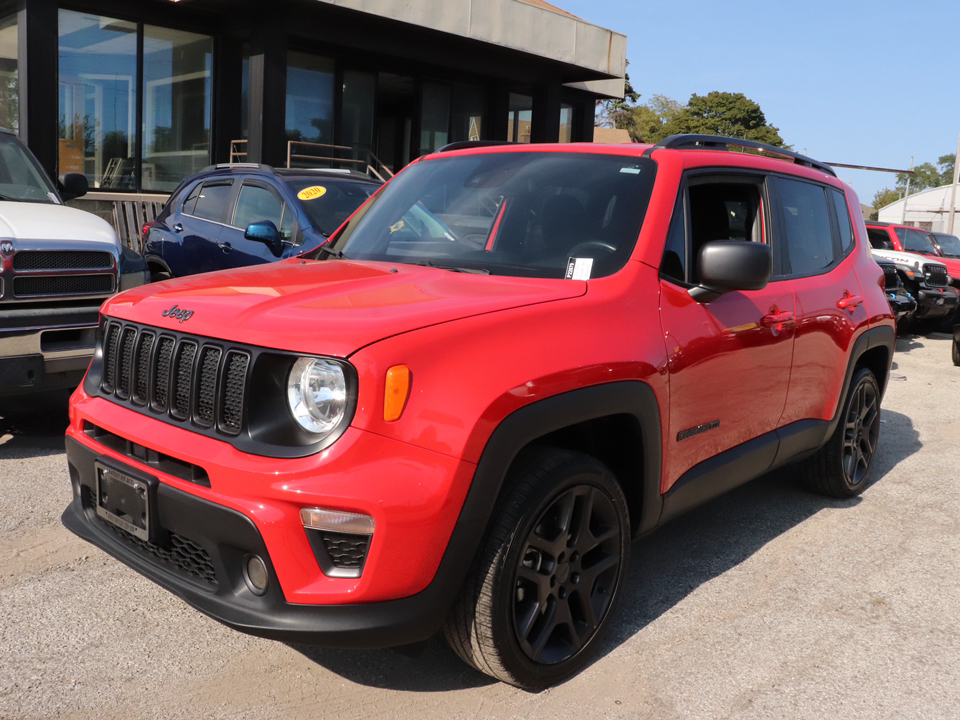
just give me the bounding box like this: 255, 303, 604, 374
895, 162, 940, 193
871, 187, 901, 219
938, 154, 956, 185
626, 94, 685, 143
662, 91, 785, 147
595, 62, 640, 128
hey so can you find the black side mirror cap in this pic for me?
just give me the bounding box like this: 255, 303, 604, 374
58, 172, 88, 201
689, 241, 772, 303
245, 221, 284, 257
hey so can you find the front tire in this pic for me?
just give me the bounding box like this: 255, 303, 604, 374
800, 367, 881, 498
952, 335, 960, 366
443, 448, 630, 689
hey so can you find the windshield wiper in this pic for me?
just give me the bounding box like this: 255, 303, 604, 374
417, 260, 489, 274
316, 244, 346, 259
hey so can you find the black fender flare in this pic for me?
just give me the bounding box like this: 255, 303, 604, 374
415, 381, 664, 630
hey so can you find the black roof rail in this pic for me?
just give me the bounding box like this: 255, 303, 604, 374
643, 134, 836, 177
435, 140, 517, 153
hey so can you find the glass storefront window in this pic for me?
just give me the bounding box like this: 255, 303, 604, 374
420, 82, 450, 155
451, 83, 485, 143
508, 93, 532, 143
58, 10, 137, 189
286, 51, 334, 166
0, 14, 17, 134
341, 70, 375, 168
559, 103, 574, 143
142, 26, 212, 191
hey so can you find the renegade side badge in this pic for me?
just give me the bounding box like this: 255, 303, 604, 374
677, 420, 720, 442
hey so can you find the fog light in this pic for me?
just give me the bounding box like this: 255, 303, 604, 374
301, 508, 374, 578
243, 554, 269, 595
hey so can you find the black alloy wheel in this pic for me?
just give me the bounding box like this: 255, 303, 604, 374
801, 367, 881, 498
840, 371, 880, 489
443, 448, 630, 689
512, 483, 622, 665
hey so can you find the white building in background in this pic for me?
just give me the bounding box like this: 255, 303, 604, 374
878, 184, 960, 232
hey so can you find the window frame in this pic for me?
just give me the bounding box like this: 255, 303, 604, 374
659, 170, 772, 287
769, 174, 851, 279
230, 179, 295, 242
182, 179, 236, 225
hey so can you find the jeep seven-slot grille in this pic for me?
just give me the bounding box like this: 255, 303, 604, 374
100, 320, 249, 436
924, 264, 948, 287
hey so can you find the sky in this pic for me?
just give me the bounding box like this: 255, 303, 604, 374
559, 0, 960, 208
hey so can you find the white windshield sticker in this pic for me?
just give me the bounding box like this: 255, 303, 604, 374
565, 257, 594, 280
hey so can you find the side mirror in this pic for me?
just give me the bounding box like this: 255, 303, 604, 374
58, 172, 88, 201
690, 241, 771, 303
245, 221, 283, 257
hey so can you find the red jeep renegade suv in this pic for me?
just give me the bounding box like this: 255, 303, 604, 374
63, 135, 895, 688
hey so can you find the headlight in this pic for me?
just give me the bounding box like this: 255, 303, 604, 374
287, 357, 348, 435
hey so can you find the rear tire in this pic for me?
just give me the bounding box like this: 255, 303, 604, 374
800, 367, 881, 498
952, 336, 960, 366
443, 448, 630, 689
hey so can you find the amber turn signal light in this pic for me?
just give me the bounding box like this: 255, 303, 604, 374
384, 365, 411, 422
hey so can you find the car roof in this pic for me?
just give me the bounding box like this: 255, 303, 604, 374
431, 134, 837, 178
193, 163, 380, 183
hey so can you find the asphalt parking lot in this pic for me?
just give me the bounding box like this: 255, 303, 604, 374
1, 333, 959, 720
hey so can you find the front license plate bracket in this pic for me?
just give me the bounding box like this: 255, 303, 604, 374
94, 461, 160, 543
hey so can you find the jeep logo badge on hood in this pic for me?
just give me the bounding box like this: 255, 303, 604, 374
162, 304, 194, 323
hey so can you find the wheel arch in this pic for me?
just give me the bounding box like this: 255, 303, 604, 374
145, 253, 173, 280
465, 382, 663, 541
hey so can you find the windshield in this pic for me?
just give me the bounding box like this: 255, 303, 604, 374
932, 232, 960, 258
283, 177, 380, 235
321, 152, 656, 279
0, 134, 58, 203
896, 227, 938, 255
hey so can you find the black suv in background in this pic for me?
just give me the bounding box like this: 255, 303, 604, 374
143, 165, 381, 281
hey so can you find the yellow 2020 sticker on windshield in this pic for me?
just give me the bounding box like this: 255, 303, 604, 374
297, 186, 327, 201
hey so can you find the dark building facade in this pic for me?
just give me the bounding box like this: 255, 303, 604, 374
0, 0, 625, 202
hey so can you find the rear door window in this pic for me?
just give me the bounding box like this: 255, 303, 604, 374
187, 181, 234, 223
776, 177, 835, 276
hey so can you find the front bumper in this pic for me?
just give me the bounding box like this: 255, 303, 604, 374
914, 285, 959, 319
62, 392, 481, 647
0, 304, 99, 397
886, 290, 917, 320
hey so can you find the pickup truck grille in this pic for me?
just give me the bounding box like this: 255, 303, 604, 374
1, 248, 117, 301
924, 264, 948, 287
100, 320, 250, 436
13, 250, 113, 271
13, 274, 113, 297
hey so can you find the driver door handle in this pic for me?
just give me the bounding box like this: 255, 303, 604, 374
173, 223, 183, 233
218, 242, 233, 253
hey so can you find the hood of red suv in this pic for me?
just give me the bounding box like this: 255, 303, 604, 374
103, 258, 586, 356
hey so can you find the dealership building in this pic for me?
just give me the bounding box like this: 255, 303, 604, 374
0, 0, 625, 227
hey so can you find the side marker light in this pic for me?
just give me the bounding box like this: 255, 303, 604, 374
384, 365, 411, 422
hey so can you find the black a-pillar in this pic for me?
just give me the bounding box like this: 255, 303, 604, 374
531, 81, 562, 143
246, 12, 287, 167
18, 0, 58, 178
